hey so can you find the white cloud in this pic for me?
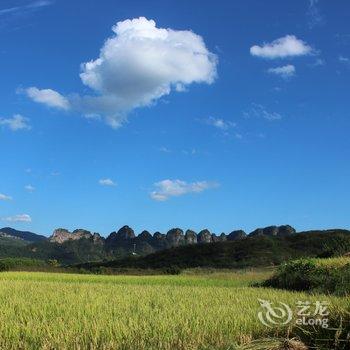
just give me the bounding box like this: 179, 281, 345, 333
307, 0, 324, 28
159, 146, 171, 153
25, 185, 35, 192
0, 0, 54, 16
150, 179, 218, 201
25, 17, 218, 128
25, 87, 70, 110
2, 214, 32, 223
0, 193, 12, 201
244, 104, 283, 121
99, 178, 116, 186
250, 35, 313, 59
339, 56, 349, 63
205, 116, 236, 130
267, 64, 296, 78
0, 114, 31, 131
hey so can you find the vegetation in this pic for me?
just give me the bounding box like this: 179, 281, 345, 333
262, 257, 350, 296
75, 230, 350, 271
0, 258, 47, 272
0, 270, 348, 349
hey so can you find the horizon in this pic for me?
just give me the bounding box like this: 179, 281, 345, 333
1, 0, 350, 235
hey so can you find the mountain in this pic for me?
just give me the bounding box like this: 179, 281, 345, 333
75, 229, 350, 270
0, 227, 47, 243
1, 225, 349, 266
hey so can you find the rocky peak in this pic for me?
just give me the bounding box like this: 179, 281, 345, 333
185, 229, 197, 244
153, 232, 165, 240
107, 225, 135, 242
227, 230, 247, 241
138, 230, 153, 242
198, 229, 212, 243
166, 228, 184, 246
50, 228, 95, 244
250, 225, 296, 237
219, 233, 227, 241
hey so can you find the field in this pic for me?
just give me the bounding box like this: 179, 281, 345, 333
0, 270, 349, 350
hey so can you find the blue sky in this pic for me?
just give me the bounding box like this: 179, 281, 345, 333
0, 0, 349, 236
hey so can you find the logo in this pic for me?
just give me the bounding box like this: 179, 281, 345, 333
257, 299, 329, 328
258, 299, 293, 327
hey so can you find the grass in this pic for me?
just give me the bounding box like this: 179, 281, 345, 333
0, 270, 348, 349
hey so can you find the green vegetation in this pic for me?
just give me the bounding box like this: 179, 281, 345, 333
262, 257, 350, 296
1, 229, 350, 267
75, 230, 350, 271
0, 270, 348, 349
0, 258, 47, 271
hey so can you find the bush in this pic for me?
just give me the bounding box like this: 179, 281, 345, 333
262, 258, 350, 295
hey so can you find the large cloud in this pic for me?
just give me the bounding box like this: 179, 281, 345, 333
150, 179, 218, 201
250, 35, 312, 59
25, 17, 218, 128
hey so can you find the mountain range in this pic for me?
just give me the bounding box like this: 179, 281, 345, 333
0, 225, 349, 266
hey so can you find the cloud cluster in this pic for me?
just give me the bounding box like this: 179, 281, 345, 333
99, 178, 116, 186
0, 193, 12, 201
268, 64, 296, 78
250, 35, 312, 59
150, 179, 218, 201
0, 114, 31, 131
1, 214, 32, 223
244, 104, 282, 121
25, 17, 218, 128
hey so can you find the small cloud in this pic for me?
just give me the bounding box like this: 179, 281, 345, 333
159, 146, 171, 153
339, 56, 349, 63
25, 168, 32, 174
204, 116, 236, 130
99, 178, 116, 186
2, 214, 32, 223
0, 0, 54, 16
310, 58, 325, 67
250, 35, 313, 59
0, 193, 12, 201
307, 0, 324, 29
0, 114, 31, 131
24, 87, 70, 110
50, 171, 60, 176
244, 104, 283, 121
267, 64, 296, 79
150, 179, 219, 201
25, 185, 35, 192
182, 148, 198, 156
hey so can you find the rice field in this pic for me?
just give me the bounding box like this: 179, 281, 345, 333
0, 270, 348, 350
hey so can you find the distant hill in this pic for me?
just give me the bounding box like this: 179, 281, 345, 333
75, 229, 350, 270
0, 227, 47, 243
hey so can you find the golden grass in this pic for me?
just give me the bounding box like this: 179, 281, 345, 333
0, 271, 348, 350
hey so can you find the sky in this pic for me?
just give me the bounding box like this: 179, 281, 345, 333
0, 0, 350, 237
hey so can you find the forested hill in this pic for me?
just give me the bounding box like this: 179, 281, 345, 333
75, 229, 350, 270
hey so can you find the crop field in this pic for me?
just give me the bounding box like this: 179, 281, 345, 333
0, 270, 348, 350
